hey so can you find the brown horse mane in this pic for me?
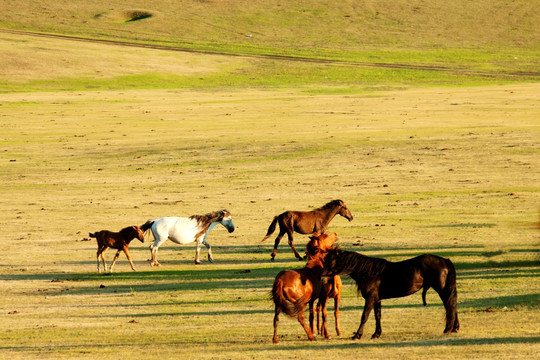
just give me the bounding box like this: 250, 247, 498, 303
190, 210, 229, 239
119, 226, 139, 238
317, 200, 344, 210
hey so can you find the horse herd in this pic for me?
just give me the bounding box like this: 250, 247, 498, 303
89, 199, 459, 343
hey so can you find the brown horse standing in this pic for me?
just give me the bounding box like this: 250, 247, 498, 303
90, 225, 145, 273
322, 248, 459, 340
271, 232, 338, 344
316, 275, 342, 339
261, 200, 353, 261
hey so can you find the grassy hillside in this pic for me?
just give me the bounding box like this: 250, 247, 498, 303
1, 0, 539, 76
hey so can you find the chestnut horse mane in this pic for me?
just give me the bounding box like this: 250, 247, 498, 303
190, 210, 229, 239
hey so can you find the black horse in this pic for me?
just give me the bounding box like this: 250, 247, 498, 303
322, 248, 459, 340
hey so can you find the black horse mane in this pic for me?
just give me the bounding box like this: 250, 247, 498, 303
326, 249, 388, 286
317, 199, 344, 210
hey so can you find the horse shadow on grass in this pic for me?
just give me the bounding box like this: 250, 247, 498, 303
274, 335, 540, 351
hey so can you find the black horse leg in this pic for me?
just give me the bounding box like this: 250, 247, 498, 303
353, 297, 375, 340
372, 300, 382, 339
308, 300, 315, 334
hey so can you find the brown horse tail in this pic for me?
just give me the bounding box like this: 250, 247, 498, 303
260, 216, 279, 243
272, 277, 298, 316
89, 232, 96, 238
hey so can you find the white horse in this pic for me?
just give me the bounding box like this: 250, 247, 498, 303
141, 209, 235, 265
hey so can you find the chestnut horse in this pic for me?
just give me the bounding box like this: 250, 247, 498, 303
316, 275, 342, 338
261, 200, 353, 261
90, 225, 145, 273
271, 232, 338, 343
322, 248, 459, 340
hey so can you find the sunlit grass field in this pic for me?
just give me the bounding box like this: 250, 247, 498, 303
1, 1, 539, 358
1, 82, 538, 359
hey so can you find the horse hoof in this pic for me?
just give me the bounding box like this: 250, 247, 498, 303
194, 261, 201, 265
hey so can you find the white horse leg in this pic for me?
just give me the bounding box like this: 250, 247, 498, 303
149, 245, 160, 267
195, 240, 202, 265
203, 238, 213, 262
149, 231, 167, 267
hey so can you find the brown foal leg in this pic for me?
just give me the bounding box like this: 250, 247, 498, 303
123, 247, 136, 271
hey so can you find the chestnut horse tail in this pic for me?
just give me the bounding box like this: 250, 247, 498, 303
272, 277, 299, 316
260, 216, 279, 243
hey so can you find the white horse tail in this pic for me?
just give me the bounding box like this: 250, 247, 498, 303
140, 220, 155, 236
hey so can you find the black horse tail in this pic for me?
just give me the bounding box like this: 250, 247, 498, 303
140, 220, 154, 232
271, 277, 298, 317
260, 216, 279, 243
442, 258, 460, 333
89, 232, 96, 238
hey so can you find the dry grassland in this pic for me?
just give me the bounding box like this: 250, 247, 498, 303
1, 82, 539, 359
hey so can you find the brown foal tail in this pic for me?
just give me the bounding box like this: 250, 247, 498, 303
89, 232, 96, 238
260, 216, 279, 243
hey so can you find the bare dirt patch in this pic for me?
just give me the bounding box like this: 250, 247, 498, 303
95, 10, 154, 23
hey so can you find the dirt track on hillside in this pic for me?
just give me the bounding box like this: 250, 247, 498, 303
2, 28, 538, 79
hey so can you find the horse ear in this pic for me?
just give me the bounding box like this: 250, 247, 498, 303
309, 232, 320, 241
